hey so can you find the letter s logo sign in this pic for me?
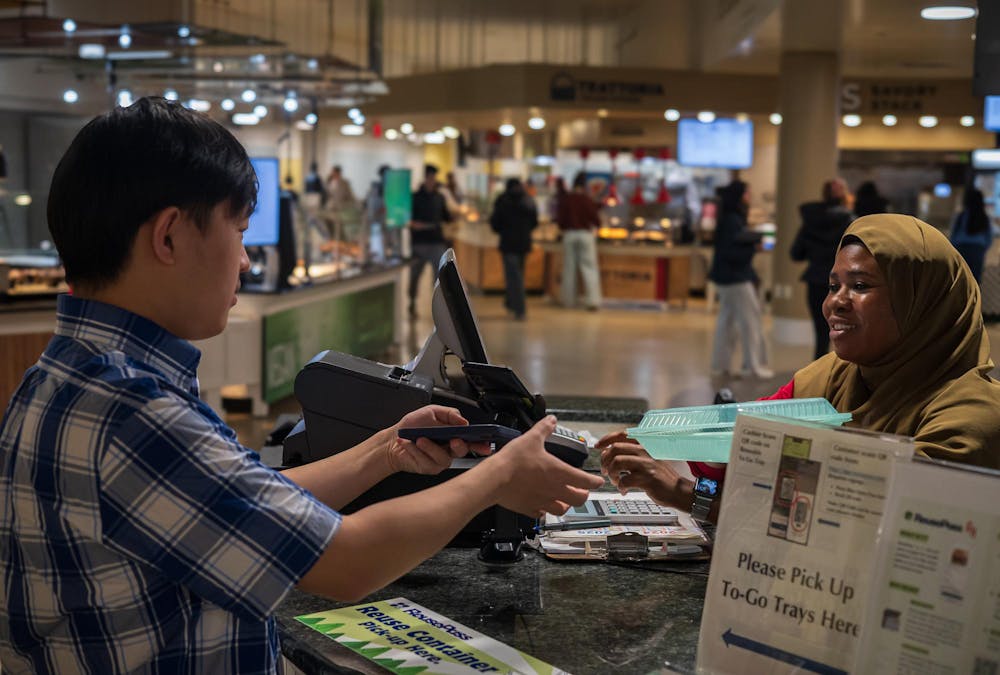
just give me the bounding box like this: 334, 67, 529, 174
841, 83, 861, 113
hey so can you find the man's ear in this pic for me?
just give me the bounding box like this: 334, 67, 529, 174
149, 207, 184, 265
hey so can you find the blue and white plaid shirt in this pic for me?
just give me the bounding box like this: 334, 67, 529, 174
0, 295, 341, 674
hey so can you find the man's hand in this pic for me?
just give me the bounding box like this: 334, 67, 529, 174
386, 405, 491, 475
597, 437, 693, 510
487, 416, 605, 518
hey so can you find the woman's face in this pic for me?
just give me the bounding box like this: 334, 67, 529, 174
823, 243, 901, 365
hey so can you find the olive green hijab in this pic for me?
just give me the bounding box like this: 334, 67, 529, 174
794, 214, 1000, 468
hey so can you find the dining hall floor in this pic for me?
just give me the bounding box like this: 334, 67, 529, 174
226, 285, 1000, 453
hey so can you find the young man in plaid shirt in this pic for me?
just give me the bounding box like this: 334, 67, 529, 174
0, 98, 602, 674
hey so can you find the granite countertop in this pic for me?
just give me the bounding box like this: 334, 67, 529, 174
543, 394, 649, 425
277, 547, 709, 675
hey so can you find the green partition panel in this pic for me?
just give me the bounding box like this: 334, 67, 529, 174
263, 282, 395, 403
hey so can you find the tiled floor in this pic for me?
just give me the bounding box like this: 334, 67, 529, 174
229, 288, 817, 451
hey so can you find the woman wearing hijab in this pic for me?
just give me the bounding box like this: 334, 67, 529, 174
599, 214, 1000, 519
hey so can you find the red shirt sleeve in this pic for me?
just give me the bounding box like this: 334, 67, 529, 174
757, 378, 795, 401
687, 379, 795, 483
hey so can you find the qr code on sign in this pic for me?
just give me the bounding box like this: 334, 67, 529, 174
973, 657, 997, 675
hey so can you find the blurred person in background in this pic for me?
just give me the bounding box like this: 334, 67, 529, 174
408, 164, 453, 318
556, 172, 602, 311
708, 179, 772, 379
792, 178, 853, 360
490, 178, 538, 320
853, 180, 890, 218
950, 187, 994, 284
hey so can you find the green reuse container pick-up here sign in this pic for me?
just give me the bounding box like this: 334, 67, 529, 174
296, 597, 568, 675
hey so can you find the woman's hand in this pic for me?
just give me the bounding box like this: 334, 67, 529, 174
597, 435, 693, 510
387, 405, 491, 475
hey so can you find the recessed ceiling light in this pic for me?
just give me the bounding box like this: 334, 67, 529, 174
232, 113, 259, 126
842, 114, 862, 127
283, 95, 299, 113
340, 124, 364, 136
384, 129, 399, 140
664, 108, 680, 122
62, 89, 78, 104
241, 89, 256, 103
220, 98, 235, 111
117, 90, 133, 107
163, 89, 178, 101
442, 126, 460, 139
399, 122, 414, 134
62, 18, 76, 33
960, 115, 975, 127
882, 114, 898, 127
253, 104, 268, 118
528, 116, 546, 130
177, 25, 191, 39
697, 111, 716, 123
499, 123, 515, 136
769, 113, 782, 125
920, 6, 977, 20
78, 43, 105, 59
919, 115, 939, 128
305, 112, 318, 125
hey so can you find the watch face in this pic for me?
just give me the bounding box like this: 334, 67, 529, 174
695, 476, 719, 496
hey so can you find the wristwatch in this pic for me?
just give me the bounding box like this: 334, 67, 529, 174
691, 476, 720, 523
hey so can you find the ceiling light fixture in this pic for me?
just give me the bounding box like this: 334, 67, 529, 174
697, 111, 716, 123
78, 43, 105, 59
241, 89, 256, 103
232, 113, 259, 126
220, 98, 235, 111
528, 116, 546, 130
253, 104, 268, 118
118, 26, 132, 49
499, 123, 516, 136
882, 114, 898, 126
735, 113, 749, 123
384, 129, 399, 140
187, 99, 211, 112
62, 18, 76, 33
769, 113, 782, 125
305, 112, 318, 125
960, 115, 975, 127
164, 89, 178, 101
842, 114, 862, 127
597, 109, 609, 118
919, 115, 939, 128
920, 6, 977, 20
295, 120, 314, 131
442, 126, 460, 139
399, 122, 414, 134
62, 89, 78, 104
212, 61, 224, 73
14, 194, 31, 207
664, 108, 680, 122
177, 25, 191, 38
117, 90, 133, 107
424, 131, 446, 144
340, 124, 365, 136
283, 94, 299, 113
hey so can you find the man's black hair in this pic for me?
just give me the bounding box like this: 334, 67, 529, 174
47, 96, 257, 289
424, 164, 439, 178
572, 172, 587, 189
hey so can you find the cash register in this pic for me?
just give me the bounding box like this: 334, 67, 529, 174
282, 249, 588, 559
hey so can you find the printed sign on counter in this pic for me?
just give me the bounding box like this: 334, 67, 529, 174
697, 414, 914, 675
297, 597, 567, 675
855, 460, 1000, 674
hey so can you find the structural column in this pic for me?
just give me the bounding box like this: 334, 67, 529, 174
771, 1, 844, 345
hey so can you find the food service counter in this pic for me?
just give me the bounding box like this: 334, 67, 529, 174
195, 265, 406, 417
451, 222, 547, 292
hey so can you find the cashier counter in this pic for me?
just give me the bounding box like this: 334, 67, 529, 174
281, 249, 588, 560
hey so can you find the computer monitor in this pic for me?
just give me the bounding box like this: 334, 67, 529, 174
245, 157, 281, 246
677, 118, 754, 169
435, 249, 489, 364
984, 96, 1000, 132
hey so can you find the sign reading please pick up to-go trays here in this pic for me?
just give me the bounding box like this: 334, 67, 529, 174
297, 597, 568, 675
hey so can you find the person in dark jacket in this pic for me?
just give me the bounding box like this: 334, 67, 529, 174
408, 164, 453, 318
709, 180, 771, 378
490, 178, 538, 319
853, 181, 889, 218
791, 178, 853, 359
950, 187, 994, 284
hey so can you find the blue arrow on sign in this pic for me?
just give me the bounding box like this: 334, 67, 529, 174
722, 629, 847, 675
